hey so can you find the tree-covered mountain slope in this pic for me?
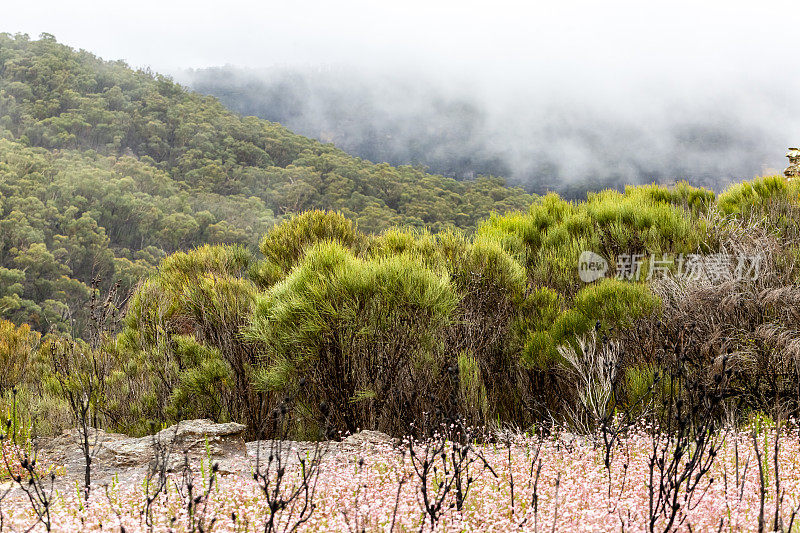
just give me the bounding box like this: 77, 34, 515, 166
0, 33, 533, 333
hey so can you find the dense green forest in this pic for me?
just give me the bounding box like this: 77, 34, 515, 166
0, 33, 533, 334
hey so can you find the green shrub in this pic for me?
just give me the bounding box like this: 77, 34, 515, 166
457, 352, 488, 418
573, 278, 660, 329
259, 210, 365, 277
478, 187, 678, 377
248, 241, 457, 434
113, 244, 261, 436
0, 320, 39, 394
85, 177, 800, 435
166, 336, 234, 422
717, 176, 789, 216
478, 183, 708, 298
717, 175, 800, 241
521, 330, 558, 369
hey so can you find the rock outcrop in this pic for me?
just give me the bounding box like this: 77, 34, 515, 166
246, 429, 400, 468
342, 429, 399, 447
32, 422, 402, 490
785, 148, 800, 179
35, 419, 248, 486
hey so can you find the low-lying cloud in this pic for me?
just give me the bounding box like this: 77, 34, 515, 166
181, 65, 800, 196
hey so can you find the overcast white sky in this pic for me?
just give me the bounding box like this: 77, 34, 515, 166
3, 0, 799, 82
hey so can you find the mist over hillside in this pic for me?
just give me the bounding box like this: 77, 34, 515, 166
182, 65, 800, 197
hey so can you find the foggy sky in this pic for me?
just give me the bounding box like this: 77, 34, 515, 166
4, 1, 800, 190
4, 1, 798, 75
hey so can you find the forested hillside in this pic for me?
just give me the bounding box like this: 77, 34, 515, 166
0, 33, 533, 333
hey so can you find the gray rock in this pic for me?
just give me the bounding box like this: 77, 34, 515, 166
342, 430, 398, 448
245, 430, 400, 470
31, 423, 401, 492
34, 419, 248, 488
246, 439, 331, 469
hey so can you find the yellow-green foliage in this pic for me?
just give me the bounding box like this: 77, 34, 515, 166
250, 241, 457, 381
457, 351, 488, 417
113, 219, 531, 434
0, 322, 117, 437
124, 244, 255, 336
13, 29, 800, 435
258, 210, 365, 278
459, 236, 527, 299
158, 244, 253, 283
635, 182, 715, 215
368, 228, 527, 306
81, 175, 800, 435
480, 184, 698, 370
366, 228, 529, 426
113, 244, 256, 434
521, 280, 659, 370
0, 320, 39, 393
572, 279, 660, 329
113, 194, 700, 432
717, 176, 791, 216
249, 241, 459, 432
623, 365, 658, 410
367, 227, 445, 269
0, 34, 534, 336
0, 321, 43, 438
166, 336, 234, 421
478, 184, 710, 299
717, 176, 800, 240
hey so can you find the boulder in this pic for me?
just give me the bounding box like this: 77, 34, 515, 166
245, 430, 400, 469
35, 419, 247, 487
32, 423, 402, 490
342, 430, 398, 448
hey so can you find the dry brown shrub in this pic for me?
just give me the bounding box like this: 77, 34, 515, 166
619, 211, 800, 417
